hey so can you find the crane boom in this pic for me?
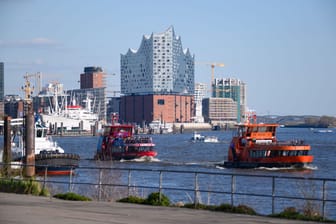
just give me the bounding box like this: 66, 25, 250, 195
196, 62, 225, 96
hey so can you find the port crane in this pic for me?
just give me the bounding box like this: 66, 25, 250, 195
196, 62, 225, 96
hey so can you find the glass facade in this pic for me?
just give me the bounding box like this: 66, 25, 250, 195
120, 26, 194, 96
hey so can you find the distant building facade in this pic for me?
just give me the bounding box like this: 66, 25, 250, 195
120, 26, 195, 124
209, 78, 246, 123
0, 62, 4, 102
202, 97, 237, 123
194, 83, 207, 122
80, 66, 105, 89
4, 95, 24, 118
0, 62, 4, 116
106, 97, 120, 123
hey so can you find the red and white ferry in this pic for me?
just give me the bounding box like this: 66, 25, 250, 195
95, 114, 157, 160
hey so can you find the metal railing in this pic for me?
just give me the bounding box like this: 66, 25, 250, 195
1, 163, 336, 220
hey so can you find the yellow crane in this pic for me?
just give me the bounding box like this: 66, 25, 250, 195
196, 62, 225, 95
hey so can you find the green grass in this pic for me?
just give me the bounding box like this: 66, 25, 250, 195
0, 178, 49, 196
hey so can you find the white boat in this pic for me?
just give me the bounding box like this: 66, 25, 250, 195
190, 132, 219, 143
203, 136, 219, 143
148, 120, 173, 134
3, 116, 80, 175
39, 84, 99, 132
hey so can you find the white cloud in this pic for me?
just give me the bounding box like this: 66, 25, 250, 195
0, 37, 58, 47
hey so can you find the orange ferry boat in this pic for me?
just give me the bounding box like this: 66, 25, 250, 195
224, 116, 314, 168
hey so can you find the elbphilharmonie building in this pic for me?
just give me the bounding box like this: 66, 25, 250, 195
121, 26, 194, 96
120, 27, 195, 124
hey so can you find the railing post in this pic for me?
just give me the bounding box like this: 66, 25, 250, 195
98, 168, 102, 201
322, 180, 326, 219
159, 171, 163, 202
128, 169, 131, 196
231, 175, 235, 206
272, 176, 275, 215
194, 172, 199, 207
68, 167, 73, 192
43, 166, 48, 190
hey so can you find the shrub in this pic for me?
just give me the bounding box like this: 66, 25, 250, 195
118, 192, 171, 206
144, 192, 170, 206
270, 207, 328, 222
233, 204, 257, 215
184, 203, 257, 215
53, 192, 92, 201
118, 195, 145, 204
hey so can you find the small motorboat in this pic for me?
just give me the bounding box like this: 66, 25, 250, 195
190, 132, 219, 143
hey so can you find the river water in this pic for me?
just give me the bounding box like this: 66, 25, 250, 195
2, 127, 336, 218
54, 127, 336, 178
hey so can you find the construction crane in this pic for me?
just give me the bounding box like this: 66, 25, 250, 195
196, 62, 225, 95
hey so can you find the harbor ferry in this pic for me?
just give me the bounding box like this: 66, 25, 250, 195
223, 115, 314, 168
95, 114, 157, 160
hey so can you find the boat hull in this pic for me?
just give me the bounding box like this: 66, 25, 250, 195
223, 161, 311, 169
96, 151, 157, 161
35, 153, 80, 175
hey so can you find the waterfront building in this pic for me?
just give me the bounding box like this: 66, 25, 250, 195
194, 83, 207, 122
211, 78, 246, 123
120, 26, 195, 124
202, 97, 237, 123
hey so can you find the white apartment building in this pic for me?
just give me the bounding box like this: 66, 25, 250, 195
194, 83, 207, 122
120, 26, 194, 96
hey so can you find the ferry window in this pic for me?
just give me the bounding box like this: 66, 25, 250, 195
258, 126, 267, 132
37, 129, 43, 137
158, 99, 165, 105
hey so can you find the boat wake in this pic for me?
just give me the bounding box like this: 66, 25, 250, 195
256, 164, 318, 171
120, 156, 161, 163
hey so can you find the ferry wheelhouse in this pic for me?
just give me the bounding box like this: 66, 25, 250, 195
224, 120, 313, 168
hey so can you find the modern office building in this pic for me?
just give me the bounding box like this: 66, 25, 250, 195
80, 66, 105, 89
211, 78, 246, 123
120, 26, 195, 124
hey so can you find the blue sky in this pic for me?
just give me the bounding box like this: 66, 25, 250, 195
1, 0, 335, 116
